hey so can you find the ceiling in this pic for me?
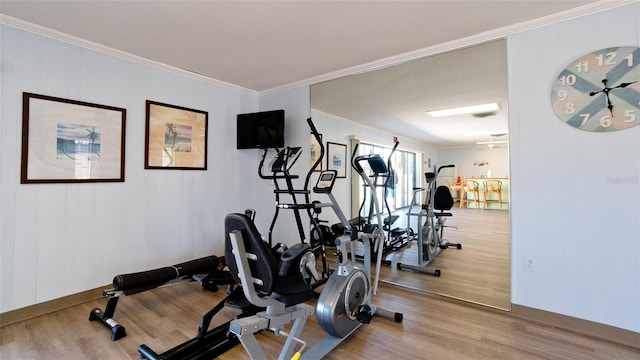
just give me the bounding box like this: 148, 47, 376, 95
311, 39, 509, 147
1, 0, 620, 147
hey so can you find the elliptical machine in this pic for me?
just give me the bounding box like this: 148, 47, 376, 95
380, 141, 409, 251
224, 118, 402, 359
350, 144, 397, 294
257, 138, 331, 288
353, 142, 407, 260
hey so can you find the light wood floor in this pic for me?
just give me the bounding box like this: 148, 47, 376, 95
379, 206, 511, 310
1, 280, 638, 359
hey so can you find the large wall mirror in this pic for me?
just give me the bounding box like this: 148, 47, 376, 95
311, 39, 511, 310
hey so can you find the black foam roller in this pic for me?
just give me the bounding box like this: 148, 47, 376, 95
174, 255, 219, 276
113, 267, 177, 292
113, 255, 219, 293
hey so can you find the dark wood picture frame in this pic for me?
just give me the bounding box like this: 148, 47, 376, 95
326, 141, 347, 178
144, 100, 208, 170
21, 92, 126, 184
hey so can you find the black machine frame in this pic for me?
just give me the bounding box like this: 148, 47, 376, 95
88, 254, 262, 360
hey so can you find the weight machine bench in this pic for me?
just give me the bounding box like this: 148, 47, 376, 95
88, 255, 233, 341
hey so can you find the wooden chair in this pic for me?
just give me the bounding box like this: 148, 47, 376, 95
447, 179, 464, 203
483, 180, 503, 210
460, 179, 480, 209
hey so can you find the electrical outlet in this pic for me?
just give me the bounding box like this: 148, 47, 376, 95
525, 257, 535, 272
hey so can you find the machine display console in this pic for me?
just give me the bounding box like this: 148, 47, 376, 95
314, 170, 337, 193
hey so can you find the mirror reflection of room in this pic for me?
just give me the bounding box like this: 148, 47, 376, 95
311, 39, 511, 310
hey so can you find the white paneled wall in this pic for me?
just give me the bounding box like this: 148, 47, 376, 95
508, 3, 640, 332
0, 24, 259, 312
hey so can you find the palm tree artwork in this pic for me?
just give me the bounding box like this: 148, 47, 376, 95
56, 123, 101, 161
163, 122, 192, 167
56, 137, 75, 160
164, 122, 178, 166
85, 127, 101, 161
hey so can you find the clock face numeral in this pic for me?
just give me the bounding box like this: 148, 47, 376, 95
556, 89, 568, 101
600, 115, 612, 128
559, 74, 576, 85
579, 114, 590, 126
563, 103, 576, 115
595, 52, 616, 66
624, 53, 634, 66
575, 61, 588, 73
551, 46, 640, 132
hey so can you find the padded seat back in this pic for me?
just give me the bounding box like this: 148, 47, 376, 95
224, 213, 278, 296
434, 185, 454, 211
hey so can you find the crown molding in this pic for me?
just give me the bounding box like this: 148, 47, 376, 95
262, 0, 635, 95
0, 14, 259, 96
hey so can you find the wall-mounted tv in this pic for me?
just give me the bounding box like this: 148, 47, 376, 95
237, 109, 285, 149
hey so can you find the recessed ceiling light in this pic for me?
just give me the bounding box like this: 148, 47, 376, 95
426, 102, 501, 117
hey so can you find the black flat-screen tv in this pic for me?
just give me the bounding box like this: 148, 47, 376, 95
236, 109, 285, 149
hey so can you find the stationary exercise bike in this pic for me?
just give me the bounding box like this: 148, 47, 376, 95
397, 165, 462, 276
225, 118, 402, 359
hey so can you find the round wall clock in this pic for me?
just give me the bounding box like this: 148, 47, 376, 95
550, 46, 640, 131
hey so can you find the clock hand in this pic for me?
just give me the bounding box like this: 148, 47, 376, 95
588, 79, 615, 116
610, 80, 638, 89
591, 80, 638, 95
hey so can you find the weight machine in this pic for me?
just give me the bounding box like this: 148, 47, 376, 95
256, 125, 331, 289
89, 255, 230, 341
87, 253, 259, 359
